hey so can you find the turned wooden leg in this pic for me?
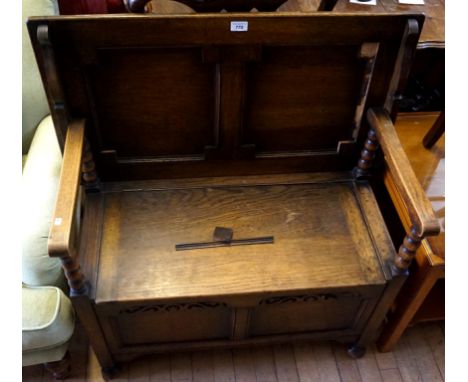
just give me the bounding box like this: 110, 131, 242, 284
353, 128, 379, 179
44, 351, 71, 380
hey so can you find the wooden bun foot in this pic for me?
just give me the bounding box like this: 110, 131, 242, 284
347, 344, 366, 359
44, 351, 71, 380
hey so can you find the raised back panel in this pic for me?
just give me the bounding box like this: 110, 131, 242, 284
244, 46, 362, 153
28, 13, 423, 181
91, 48, 215, 158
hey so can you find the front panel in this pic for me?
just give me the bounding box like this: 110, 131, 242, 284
96, 287, 381, 354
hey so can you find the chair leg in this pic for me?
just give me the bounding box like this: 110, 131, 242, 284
423, 111, 445, 149
44, 351, 71, 380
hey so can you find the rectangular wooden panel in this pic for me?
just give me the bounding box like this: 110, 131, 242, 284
90, 48, 215, 157
114, 302, 232, 345
244, 46, 362, 153
250, 292, 369, 336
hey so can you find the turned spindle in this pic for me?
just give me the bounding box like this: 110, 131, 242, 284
393, 226, 422, 272
60, 254, 87, 296
353, 128, 379, 179
81, 140, 100, 191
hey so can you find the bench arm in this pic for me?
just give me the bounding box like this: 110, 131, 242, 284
367, 108, 440, 239
48, 119, 85, 258
48, 119, 88, 294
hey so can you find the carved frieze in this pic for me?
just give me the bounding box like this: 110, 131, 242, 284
120, 302, 228, 314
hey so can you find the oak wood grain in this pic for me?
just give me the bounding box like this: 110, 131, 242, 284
96, 180, 386, 303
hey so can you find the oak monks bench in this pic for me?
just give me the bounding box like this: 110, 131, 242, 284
27, 12, 439, 377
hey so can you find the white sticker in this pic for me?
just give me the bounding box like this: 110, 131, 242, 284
54, 217, 63, 226
230, 21, 248, 32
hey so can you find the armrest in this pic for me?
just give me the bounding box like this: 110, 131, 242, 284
367, 108, 440, 238
48, 119, 85, 258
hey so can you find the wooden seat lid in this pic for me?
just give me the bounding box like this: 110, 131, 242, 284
28, 13, 423, 181
93, 177, 395, 303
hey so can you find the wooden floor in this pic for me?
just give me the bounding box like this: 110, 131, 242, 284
22, 321, 444, 382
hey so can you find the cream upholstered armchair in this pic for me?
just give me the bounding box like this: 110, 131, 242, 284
22, 0, 75, 378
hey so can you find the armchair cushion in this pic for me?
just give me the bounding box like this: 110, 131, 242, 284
22, 284, 75, 366
22, 116, 64, 288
